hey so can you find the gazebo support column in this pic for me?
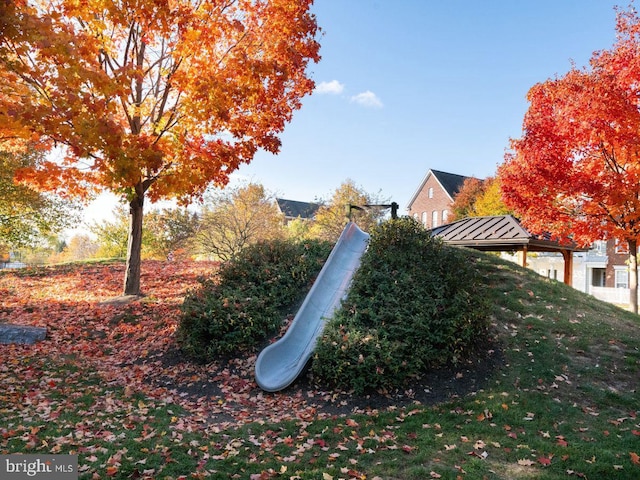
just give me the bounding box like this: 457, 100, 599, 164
561, 250, 573, 286
521, 246, 528, 268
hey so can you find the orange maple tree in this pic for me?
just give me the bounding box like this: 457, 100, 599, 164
450, 177, 485, 221
499, 5, 640, 313
0, 0, 320, 295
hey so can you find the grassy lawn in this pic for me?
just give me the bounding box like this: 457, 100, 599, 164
1, 253, 639, 479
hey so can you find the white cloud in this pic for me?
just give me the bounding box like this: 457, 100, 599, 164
314, 80, 345, 95
350, 90, 383, 108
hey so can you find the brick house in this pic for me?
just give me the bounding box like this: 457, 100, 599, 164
407, 168, 633, 304
580, 239, 630, 289
406, 169, 474, 228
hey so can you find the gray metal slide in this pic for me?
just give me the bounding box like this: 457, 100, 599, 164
254, 222, 370, 392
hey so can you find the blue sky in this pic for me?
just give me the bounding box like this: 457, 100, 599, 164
232, 0, 621, 212
82, 0, 623, 227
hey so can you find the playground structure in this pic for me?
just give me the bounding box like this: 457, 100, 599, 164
254, 222, 370, 392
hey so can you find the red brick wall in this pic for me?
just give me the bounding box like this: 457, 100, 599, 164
408, 175, 453, 229
605, 239, 629, 288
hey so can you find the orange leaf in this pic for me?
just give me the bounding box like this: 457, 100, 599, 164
630, 452, 640, 466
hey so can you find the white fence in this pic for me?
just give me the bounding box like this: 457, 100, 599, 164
0, 262, 27, 270
590, 286, 631, 305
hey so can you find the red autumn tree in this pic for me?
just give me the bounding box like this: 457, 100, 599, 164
451, 176, 511, 221
499, 6, 640, 313
0, 0, 320, 295
450, 177, 485, 221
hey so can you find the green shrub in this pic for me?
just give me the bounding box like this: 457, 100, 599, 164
312, 217, 490, 394
177, 239, 332, 361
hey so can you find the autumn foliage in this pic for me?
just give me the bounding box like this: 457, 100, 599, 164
0, 260, 341, 435
500, 5, 640, 312
450, 176, 512, 222
0, 0, 320, 294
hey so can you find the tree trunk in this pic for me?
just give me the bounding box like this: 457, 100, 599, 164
123, 192, 145, 296
629, 239, 638, 314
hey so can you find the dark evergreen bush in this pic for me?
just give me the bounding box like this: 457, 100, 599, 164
177, 239, 332, 361
312, 217, 490, 394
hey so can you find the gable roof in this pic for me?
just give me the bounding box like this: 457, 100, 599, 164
406, 169, 474, 209
276, 198, 321, 220
430, 214, 585, 252
432, 169, 470, 198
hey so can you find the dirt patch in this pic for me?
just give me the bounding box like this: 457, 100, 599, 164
143, 337, 505, 423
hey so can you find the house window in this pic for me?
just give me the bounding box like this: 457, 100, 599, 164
421, 211, 427, 226
614, 268, 629, 289
428, 187, 434, 199
615, 239, 629, 255
432, 210, 438, 228
442, 210, 449, 224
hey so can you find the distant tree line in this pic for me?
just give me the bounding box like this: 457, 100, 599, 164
2, 158, 387, 265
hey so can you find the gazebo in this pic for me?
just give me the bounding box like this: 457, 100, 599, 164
430, 215, 587, 286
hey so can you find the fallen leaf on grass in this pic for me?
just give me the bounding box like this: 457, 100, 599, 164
538, 455, 552, 466
566, 470, 587, 478
467, 451, 488, 460
105, 466, 119, 476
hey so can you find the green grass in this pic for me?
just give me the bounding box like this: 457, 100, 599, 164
1, 251, 639, 479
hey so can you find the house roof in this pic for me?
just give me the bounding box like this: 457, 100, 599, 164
432, 170, 470, 198
276, 198, 321, 219
430, 214, 586, 252
406, 169, 475, 209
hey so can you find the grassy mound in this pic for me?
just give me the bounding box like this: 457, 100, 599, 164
312, 217, 491, 394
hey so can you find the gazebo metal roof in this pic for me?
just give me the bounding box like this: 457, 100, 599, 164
430, 215, 584, 252
430, 215, 587, 285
